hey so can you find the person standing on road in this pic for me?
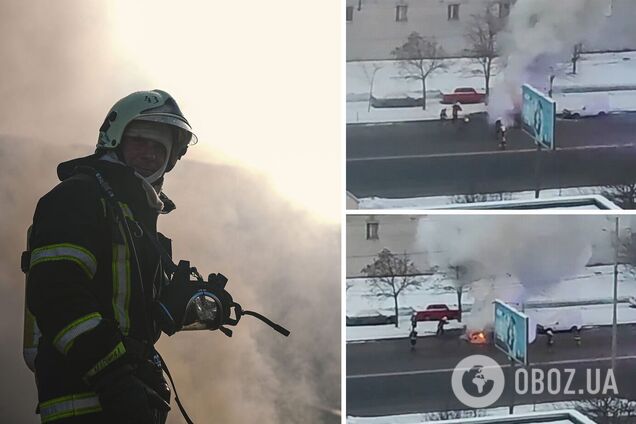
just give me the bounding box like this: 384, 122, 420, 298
436, 316, 448, 336
495, 117, 507, 150
451, 102, 462, 123
440, 108, 448, 121
573, 328, 581, 346
546, 329, 555, 349
409, 329, 417, 350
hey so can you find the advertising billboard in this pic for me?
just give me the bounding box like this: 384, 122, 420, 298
522, 84, 556, 150
494, 300, 529, 366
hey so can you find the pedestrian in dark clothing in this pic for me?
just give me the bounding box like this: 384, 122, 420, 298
451, 102, 462, 123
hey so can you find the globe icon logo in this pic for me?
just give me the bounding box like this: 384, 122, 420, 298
452, 355, 505, 408
461, 365, 495, 398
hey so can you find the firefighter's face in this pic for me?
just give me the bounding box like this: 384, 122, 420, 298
121, 122, 172, 177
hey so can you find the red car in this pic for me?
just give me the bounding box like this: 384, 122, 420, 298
441, 87, 486, 104
413, 304, 461, 322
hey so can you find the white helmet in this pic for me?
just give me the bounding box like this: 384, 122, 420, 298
97, 89, 197, 174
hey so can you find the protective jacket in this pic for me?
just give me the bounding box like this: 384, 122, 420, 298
26, 155, 173, 423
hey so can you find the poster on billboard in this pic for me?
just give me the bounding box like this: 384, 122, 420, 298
494, 300, 529, 366
522, 84, 556, 150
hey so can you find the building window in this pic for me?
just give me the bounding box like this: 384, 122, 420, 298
346, 6, 354, 21
366, 222, 379, 240
396, 5, 408, 22
448, 4, 460, 21
497, 2, 511, 18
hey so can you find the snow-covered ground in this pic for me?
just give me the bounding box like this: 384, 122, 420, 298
347, 402, 587, 423
347, 52, 636, 124
347, 265, 636, 342
356, 186, 610, 209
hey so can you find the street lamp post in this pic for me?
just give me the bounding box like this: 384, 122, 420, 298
611, 216, 619, 372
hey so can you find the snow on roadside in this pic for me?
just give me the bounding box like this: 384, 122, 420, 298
347, 265, 636, 342
356, 186, 609, 209
347, 52, 636, 124
347, 401, 584, 423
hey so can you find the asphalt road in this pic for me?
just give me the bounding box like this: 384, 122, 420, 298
347, 325, 636, 417
346, 113, 636, 199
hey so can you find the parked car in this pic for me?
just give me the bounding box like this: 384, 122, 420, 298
346, 314, 397, 326
441, 87, 486, 104
532, 310, 583, 333
413, 304, 461, 322
560, 93, 610, 119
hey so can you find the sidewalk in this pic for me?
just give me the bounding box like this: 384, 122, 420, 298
347, 52, 636, 124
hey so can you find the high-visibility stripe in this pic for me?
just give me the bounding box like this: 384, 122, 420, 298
118, 202, 134, 219
30, 243, 97, 279
52, 312, 102, 355
39, 392, 101, 423
83, 341, 126, 379
112, 222, 131, 335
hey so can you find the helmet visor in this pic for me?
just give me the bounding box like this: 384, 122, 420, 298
134, 113, 198, 146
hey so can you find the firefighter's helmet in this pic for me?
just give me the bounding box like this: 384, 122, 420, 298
97, 89, 197, 173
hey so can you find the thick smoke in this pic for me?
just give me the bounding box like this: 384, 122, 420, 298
489, 0, 610, 124
417, 216, 596, 332
0, 2, 340, 422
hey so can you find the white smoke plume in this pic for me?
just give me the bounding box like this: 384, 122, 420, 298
488, 0, 611, 124
417, 215, 596, 332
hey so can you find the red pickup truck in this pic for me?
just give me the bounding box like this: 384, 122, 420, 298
413, 304, 461, 322
441, 87, 486, 104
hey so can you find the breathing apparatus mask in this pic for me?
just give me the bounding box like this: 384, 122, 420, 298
155, 260, 290, 338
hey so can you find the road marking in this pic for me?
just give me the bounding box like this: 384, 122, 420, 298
347, 143, 636, 162
347, 354, 636, 379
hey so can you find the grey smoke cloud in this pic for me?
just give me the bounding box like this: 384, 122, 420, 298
418, 215, 596, 331
0, 2, 340, 422
488, 0, 610, 123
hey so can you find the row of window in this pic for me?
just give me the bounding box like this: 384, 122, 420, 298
346, 2, 510, 23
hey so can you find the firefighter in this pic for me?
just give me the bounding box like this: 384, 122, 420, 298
440, 108, 448, 121
409, 329, 418, 350
436, 316, 449, 336
495, 117, 507, 150
546, 329, 555, 349
451, 102, 462, 123
25, 90, 197, 424
573, 327, 581, 346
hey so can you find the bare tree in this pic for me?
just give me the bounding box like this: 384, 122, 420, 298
361, 248, 421, 327
575, 397, 636, 424
571, 42, 584, 75
392, 32, 446, 110
464, 7, 504, 99
434, 260, 486, 322
602, 184, 636, 209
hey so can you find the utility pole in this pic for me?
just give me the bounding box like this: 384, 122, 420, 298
611, 216, 619, 372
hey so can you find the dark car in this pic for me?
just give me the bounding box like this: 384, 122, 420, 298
346, 314, 397, 326
441, 87, 486, 104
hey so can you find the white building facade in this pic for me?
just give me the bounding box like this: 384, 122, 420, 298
346, 0, 636, 61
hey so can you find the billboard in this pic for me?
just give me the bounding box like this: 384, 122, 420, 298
494, 300, 529, 366
522, 84, 556, 150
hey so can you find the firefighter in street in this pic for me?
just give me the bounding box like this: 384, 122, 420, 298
451, 102, 462, 123
409, 328, 418, 350
546, 329, 555, 349
24, 90, 197, 424
436, 316, 449, 336
573, 327, 581, 346
495, 117, 507, 149
440, 108, 448, 121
